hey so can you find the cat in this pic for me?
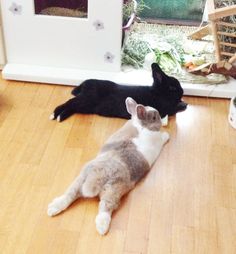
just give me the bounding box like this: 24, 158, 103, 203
47, 97, 169, 235
50, 63, 187, 122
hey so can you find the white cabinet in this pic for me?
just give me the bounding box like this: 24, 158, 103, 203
1, 0, 122, 84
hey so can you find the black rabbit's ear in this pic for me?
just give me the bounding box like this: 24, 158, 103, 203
151, 63, 166, 83
151, 63, 165, 73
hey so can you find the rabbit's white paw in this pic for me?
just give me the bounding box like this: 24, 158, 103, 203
95, 212, 111, 235
162, 132, 170, 143
49, 113, 55, 120
47, 195, 68, 216
161, 115, 168, 126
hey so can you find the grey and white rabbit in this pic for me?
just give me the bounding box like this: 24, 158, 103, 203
47, 97, 169, 235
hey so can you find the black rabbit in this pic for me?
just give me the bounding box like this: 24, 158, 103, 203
50, 63, 187, 122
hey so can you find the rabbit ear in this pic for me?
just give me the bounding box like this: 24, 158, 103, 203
125, 97, 137, 115
151, 63, 166, 83
136, 105, 147, 120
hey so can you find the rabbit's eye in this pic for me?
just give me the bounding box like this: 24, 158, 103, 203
153, 116, 156, 121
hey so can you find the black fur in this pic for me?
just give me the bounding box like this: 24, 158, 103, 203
51, 63, 187, 122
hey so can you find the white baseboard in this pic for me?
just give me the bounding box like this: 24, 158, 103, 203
2, 63, 236, 98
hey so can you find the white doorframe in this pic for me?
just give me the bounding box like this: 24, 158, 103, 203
0, 28, 5, 70
0, 3, 5, 69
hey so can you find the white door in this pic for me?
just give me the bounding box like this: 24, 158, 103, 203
1, 0, 122, 83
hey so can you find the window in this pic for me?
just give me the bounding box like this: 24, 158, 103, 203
140, 0, 205, 24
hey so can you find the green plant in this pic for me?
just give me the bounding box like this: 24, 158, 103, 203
123, 0, 149, 23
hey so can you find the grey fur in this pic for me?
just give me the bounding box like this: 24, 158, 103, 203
101, 140, 150, 182
137, 106, 162, 131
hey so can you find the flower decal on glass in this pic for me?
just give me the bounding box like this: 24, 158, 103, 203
9, 2, 22, 15
93, 20, 104, 31
104, 52, 115, 63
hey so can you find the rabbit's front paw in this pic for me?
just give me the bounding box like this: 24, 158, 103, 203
161, 115, 168, 126
49, 113, 55, 120
162, 132, 170, 143
95, 212, 111, 235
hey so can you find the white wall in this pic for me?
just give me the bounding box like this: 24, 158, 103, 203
0, 3, 5, 69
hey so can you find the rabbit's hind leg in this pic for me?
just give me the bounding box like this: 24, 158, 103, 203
95, 182, 131, 235
47, 171, 87, 216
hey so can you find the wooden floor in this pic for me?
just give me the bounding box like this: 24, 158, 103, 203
0, 76, 236, 254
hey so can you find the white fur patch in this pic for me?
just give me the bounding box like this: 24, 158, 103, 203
95, 212, 111, 235
161, 115, 168, 126
132, 117, 169, 166
49, 113, 55, 120
133, 129, 164, 166
146, 106, 156, 111
47, 195, 69, 216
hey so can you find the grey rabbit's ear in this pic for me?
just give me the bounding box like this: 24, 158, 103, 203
136, 105, 147, 120
151, 63, 166, 83
125, 97, 137, 115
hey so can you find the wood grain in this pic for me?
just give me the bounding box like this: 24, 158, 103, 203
0, 76, 236, 253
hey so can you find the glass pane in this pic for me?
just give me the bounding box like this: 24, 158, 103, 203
34, 0, 88, 18
140, 0, 204, 22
